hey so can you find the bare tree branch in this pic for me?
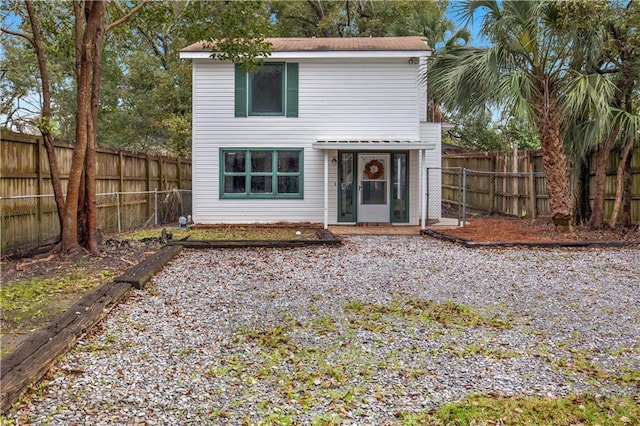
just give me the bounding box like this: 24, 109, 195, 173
0, 27, 34, 47
105, 0, 148, 33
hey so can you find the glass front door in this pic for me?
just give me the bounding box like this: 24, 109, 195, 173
337, 151, 408, 223
357, 154, 390, 222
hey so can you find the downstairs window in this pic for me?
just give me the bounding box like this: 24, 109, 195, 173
220, 149, 303, 199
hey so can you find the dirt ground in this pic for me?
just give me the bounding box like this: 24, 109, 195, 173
0, 238, 161, 355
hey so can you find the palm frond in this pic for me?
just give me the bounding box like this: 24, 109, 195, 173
612, 109, 640, 147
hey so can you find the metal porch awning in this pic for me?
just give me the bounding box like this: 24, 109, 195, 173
312, 140, 436, 150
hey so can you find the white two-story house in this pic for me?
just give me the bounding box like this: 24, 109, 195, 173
180, 37, 442, 228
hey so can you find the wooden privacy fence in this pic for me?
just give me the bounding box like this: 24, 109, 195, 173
441, 148, 640, 224
1, 130, 192, 251
439, 150, 548, 220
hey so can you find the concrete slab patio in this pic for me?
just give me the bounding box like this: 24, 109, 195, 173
329, 218, 461, 236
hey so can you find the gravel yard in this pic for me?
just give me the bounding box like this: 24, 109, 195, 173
6, 236, 640, 424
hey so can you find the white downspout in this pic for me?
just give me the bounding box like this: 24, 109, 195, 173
323, 150, 329, 229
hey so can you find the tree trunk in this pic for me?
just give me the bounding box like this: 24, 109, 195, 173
621, 148, 633, 227
608, 138, 634, 229
573, 157, 591, 226
25, 1, 66, 236
588, 127, 617, 228
64, 0, 105, 256
532, 85, 573, 232
85, 3, 106, 255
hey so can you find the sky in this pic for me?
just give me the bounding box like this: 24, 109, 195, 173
446, 0, 492, 47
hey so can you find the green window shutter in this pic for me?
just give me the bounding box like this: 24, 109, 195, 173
286, 63, 298, 117
235, 64, 247, 117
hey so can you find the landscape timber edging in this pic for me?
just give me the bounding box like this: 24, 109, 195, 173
421, 229, 640, 248
0, 244, 184, 413
116, 245, 183, 289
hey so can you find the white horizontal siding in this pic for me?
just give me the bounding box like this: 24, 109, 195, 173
421, 123, 442, 219
191, 57, 438, 224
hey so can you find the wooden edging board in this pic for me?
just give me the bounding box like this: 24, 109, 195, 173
421, 229, 639, 248
0, 245, 184, 413
116, 245, 183, 289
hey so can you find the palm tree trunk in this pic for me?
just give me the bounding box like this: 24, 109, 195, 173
533, 92, 573, 232
608, 138, 634, 229
588, 127, 617, 228
621, 150, 633, 227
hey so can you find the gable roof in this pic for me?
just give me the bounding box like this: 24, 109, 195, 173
180, 37, 431, 59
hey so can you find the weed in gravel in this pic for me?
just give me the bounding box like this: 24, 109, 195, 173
397, 394, 640, 425
309, 315, 337, 335
443, 343, 521, 359
554, 349, 640, 386
345, 298, 511, 329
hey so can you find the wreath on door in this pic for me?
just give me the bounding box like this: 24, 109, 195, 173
364, 159, 384, 180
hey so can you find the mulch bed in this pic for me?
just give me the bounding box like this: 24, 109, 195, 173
425, 217, 640, 247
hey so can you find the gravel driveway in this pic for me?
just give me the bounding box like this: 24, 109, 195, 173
7, 236, 640, 424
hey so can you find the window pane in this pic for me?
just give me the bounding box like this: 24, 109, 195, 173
251, 176, 272, 193
362, 181, 386, 204
339, 153, 354, 221
278, 176, 299, 193
224, 176, 245, 193
224, 152, 245, 173
392, 154, 407, 221
251, 64, 283, 114
251, 151, 272, 172
278, 151, 300, 172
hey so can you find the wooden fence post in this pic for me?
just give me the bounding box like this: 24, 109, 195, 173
176, 158, 182, 190
527, 151, 536, 219
158, 158, 164, 191
489, 155, 496, 214
512, 145, 519, 216
118, 151, 124, 194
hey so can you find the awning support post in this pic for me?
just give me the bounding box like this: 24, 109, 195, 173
421, 149, 427, 231
323, 150, 329, 229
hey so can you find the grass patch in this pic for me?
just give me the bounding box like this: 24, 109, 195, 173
122, 225, 319, 241
398, 394, 640, 425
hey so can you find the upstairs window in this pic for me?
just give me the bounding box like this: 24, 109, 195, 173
251, 63, 283, 114
235, 63, 298, 117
